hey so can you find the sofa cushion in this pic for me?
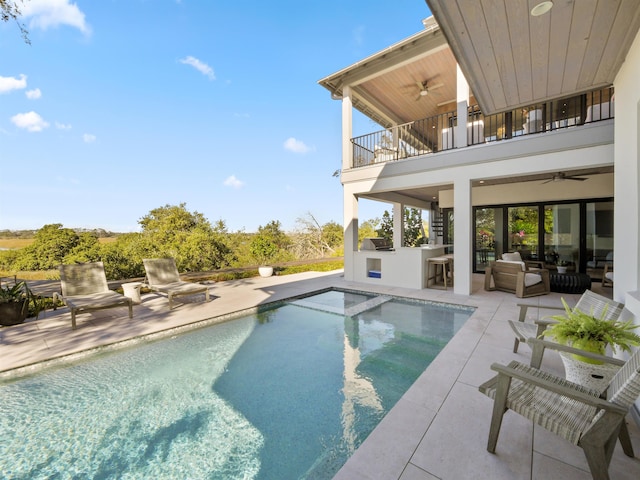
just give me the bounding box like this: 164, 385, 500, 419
497, 259, 526, 271
502, 252, 523, 262
524, 273, 543, 287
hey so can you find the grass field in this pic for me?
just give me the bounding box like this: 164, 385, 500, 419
0, 237, 117, 250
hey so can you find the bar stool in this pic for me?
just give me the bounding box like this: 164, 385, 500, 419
426, 256, 451, 289
443, 253, 454, 286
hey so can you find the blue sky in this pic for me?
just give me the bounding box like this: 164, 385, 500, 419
1, 0, 431, 233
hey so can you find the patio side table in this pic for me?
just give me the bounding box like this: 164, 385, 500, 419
121, 282, 143, 304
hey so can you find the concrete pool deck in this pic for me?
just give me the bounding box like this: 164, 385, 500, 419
1, 270, 639, 479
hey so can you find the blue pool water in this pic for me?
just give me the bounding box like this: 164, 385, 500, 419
0, 290, 473, 479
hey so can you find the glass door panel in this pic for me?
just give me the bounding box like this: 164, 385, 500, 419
474, 207, 502, 271
507, 206, 539, 262
586, 201, 614, 281
543, 204, 579, 272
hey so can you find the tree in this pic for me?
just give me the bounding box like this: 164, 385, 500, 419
1, 0, 31, 44
249, 220, 290, 265
137, 203, 233, 272
292, 213, 342, 258
358, 218, 379, 244
377, 211, 393, 241
376, 208, 425, 246
14, 224, 80, 270
403, 208, 424, 247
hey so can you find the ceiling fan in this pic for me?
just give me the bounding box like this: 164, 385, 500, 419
414, 80, 444, 100
541, 172, 588, 184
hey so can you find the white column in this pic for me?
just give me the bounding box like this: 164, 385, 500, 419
393, 203, 404, 249
455, 64, 469, 148
342, 86, 353, 171
343, 186, 359, 282
341, 86, 357, 281
453, 177, 472, 295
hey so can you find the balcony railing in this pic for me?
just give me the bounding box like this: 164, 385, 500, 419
350, 87, 614, 169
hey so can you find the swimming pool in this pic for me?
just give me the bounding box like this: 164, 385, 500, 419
0, 289, 473, 479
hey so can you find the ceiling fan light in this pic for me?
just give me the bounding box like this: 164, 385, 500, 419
420, 89, 428, 96
531, 1, 553, 17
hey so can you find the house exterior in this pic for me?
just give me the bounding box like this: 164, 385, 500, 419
318, 2, 640, 326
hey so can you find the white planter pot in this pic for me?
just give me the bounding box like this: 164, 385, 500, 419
557, 266, 567, 274
559, 351, 619, 392
258, 266, 274, 277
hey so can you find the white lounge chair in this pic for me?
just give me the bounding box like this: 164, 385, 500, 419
54, 261, 133, 329
143, 258, 210, 309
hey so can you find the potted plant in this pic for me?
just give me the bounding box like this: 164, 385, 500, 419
0, 281, 32, 326
249, 235, 278, 277
544, 299, 640, 389
556, 260, 569, 274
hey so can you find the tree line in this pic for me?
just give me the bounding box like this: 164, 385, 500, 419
0, 204, 344, 280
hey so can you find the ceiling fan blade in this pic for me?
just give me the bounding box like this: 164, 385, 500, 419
429, 82, 444, 90
566, 176, 587, 181
541, 179, 553, 184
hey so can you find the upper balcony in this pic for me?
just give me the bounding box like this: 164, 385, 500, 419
350, 87, 614, 169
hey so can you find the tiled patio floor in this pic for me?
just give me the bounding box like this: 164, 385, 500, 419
1, 270, 639, 479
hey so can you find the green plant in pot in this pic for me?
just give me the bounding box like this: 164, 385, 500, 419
544, 298, 640, 364
0, 281, 33, 326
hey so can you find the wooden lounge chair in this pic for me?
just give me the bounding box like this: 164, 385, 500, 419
484, 260, 550, 298
479, 343, 639, 480
509, 289, 624, 353
54, 261, 133, 329
143, 258, 210, 309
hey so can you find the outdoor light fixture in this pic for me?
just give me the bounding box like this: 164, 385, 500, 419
530, 1, 553, 16
330, 92, 342, 100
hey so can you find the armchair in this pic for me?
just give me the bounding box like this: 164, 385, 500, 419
484, 259, 550, 298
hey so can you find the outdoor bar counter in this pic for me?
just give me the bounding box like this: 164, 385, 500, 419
353, 245, 450, 289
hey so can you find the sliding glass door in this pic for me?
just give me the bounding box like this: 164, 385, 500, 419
473, 199, 612, 280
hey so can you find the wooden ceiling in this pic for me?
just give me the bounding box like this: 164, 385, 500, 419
318, 23, 460, 130
426, 0, 640, 114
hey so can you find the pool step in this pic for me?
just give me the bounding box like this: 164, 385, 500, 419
344, 295, 392, 316
290, 295, 393, 316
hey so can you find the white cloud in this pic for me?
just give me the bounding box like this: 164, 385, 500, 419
223, 175, 245, 189
283, 137, 311, 154
83, 133, 96, 143
179, 56, 215, 80
11, 111, 49, 132
55, 121, 72, 130
26, 88, 42, 99
0, 74, 27, 93
23, 0, 91, 35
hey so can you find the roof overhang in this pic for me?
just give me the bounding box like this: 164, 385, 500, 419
426, 0, 640, 114
318, 20, 458, 129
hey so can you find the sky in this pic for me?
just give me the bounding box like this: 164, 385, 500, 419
1, 0, 432, 233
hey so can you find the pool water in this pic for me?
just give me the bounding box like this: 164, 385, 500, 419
0, 290, 473, 479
